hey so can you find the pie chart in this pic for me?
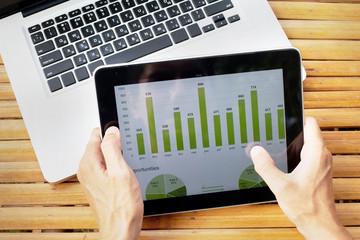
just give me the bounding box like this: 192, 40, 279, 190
238, 165, 267, 189
145, 174, 187, 200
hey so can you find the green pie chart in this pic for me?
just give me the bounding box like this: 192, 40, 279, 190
238, 165, 267, 190
145, 174, 187, 200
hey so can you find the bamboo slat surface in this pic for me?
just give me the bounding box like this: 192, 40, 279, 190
1, 0, 360, 239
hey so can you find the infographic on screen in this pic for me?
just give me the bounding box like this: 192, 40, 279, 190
115, 69, 288, 200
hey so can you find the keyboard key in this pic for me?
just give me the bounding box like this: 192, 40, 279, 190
141, 15, 155, 27
126, 33, 141, 46
74, 54, 88, 67
107, 15, 121, 27
95, 0, 108, 7
43, 59, 74, 78
178, 14, 192, 26
153, 23, 167, 36
213, 13, 224, 22
55, 35, 69, 47
187, 23, 202, 37
167, 6, 181, 17
96, 7, 110, 19
35, 40, 55, 55
61, 72, 76, 87
165, 19, 180, 31
87, 49, 101, 61
70, 17, 84, 29
94, 20, 108, 32
204, 0, 233, 16
68, 30, 82, 42
159, 0, 173, 8
109, 2, 122, 14
154, 10, 168, 22
84, 12, 97, 24
202, 23, 214, 32
100, 43, 114, 56
89, 35, 103, 47
75, 67, 90, 81
81, 25, 95, 37
140, 28, 154, 41
120, 10, 134, 22
88, 60, 104, 74
228, 14, 240, 23
191, 9, 205, 21
44, 27, 58, 39
171, 28, 189, 43
105, 35, 172, 64
136, 0, 148, 4
128, 20, 142, 32
28, 24, 41, 33
55, 14, 68, 23
47, 77, 62, 92
63, 45, 76, 57
174, 0, 185, 3
192, 0, 206, 7
146, 1, 160, 13
115, 25, 129, 37
42, 19, 54, 28
82, 4, 95, 12
76, 40, 90, 52
180, 1, 194, 12
134, 6, 147, 18
39, 50, 63, 67
102, 29, 116, 41
69, 9, 81, 17
122, 0, 136, 9
31, 32, 44, 44
57, 22, 71, 34
215, 19, 227, 27
113, 38, 127, 51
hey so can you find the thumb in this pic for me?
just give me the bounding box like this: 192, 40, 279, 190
250, 146, 285, 194
101, 126, 125, 175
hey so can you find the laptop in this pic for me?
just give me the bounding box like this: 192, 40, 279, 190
0, 0, 294, 183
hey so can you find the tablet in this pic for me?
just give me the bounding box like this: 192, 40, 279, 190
94, 48, 304, 216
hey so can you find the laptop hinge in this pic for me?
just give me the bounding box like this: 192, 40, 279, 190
22, 0, 68, 18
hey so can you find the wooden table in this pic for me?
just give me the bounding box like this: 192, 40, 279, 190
1, 0, 360, 239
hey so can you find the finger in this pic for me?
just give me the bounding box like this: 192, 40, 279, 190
303, 117, 323, 147
101, 126, 127, 175
250, 146, 285, 193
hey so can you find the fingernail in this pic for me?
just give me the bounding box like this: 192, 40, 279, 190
250, 145, 264, 158
105, 126, 119, 137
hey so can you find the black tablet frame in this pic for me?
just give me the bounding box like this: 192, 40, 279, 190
94, 48, 303, 216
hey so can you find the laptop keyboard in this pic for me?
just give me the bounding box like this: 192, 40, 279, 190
27, 0, 240, 93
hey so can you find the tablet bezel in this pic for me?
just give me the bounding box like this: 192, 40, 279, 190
94, 48, 303, 216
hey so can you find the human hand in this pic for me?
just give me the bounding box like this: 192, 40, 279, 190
250, 117, 353, 239
77, 127, 144, 240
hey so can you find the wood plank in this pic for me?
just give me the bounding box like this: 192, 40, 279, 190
333, 178, 360, 200
323, 131, 360, 154
0, 83, 15, 100
0, 65, 8, 83
269, 1, 360, 21
303, 91, 360, 109
0, 140, 37, 162
333, 155, 360, 178
303, 77, 360, 91
304, 108, 360, 128
0, 203, 359, 230
0, 101, 21, 119
280, 20, 360, 40
291, 40, 360, 60
0, 162, 44, 183
0, 119, 29, 140
303, 61, 360, 77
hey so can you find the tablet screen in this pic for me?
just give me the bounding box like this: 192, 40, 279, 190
114, 69, 287, 201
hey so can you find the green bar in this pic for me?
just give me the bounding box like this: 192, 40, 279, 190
198, 88, 209, 148
188, 118, 197, 149
238, 99, 248, 143
146, 97, 158, 153
265, 112, 273, 141
213, 115, 222, 146
174, 112, 184, 151
277, 109, 285, 139
226, 112, 235, 145
162, 129, 171, 152
251, 90, 260, 142
136, 133, 145, 155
